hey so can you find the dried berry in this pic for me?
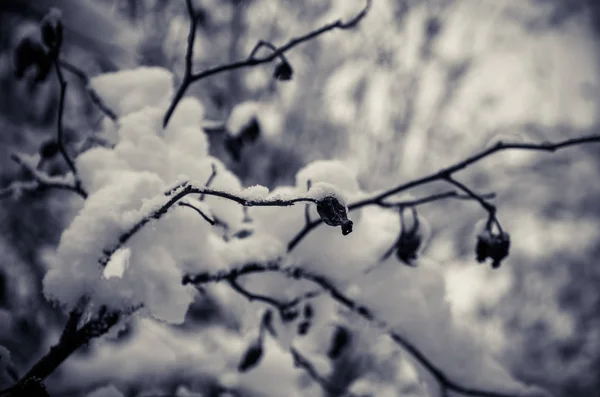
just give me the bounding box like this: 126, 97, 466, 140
39, 140, 59, 158
395, 207, 422, 266
297, 321, 310, 336
12, 34, 48, 81
476, 228, 510, 269
273, 60, 293, 81
40, 8, 63, 56
238, 338, 263, 372
327, 326, 351, 359
261, 309, 276, 337
303, 303, 313, 320
232, 229, 253, 239
316, 196, 353, 235
280, 306, 299, 322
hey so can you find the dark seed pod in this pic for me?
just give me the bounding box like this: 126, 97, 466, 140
238, 339, 264, 372
261, 309, 276, 337
396, 231, 421, 265
273, 60, 293, 81
297, 321, 310, 336
280, 306, 299, 323
40, 8, 64, 56
232, 229, 253, 239
475, 228, 510, 269
13, 34, 47, 80
39, 140, 59, 158
316, 196, 353, 235
327, 326, 351, 359
395, 207, 422, 266
303, 303, 313, 320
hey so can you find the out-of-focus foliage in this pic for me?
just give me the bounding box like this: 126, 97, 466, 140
1, 0, 600, 396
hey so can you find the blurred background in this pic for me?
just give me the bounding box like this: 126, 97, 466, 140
1, 0, 600, 396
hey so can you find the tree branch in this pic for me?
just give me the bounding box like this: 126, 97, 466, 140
287, 134, 600, 251
58, 59, 118, 121
163, 0, 372, 127
53, 61, 87, 198
99, 183, 318, 268
184, 262, 541, 397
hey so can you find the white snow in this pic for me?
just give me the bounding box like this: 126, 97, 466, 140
89, 67, 174, 117
226, 101, 260, 137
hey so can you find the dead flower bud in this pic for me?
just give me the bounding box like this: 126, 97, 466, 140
273, 60, 293, 81
396, 207, 423, 266
280, 306, 299, 322
476, 228, 510, 269
316, 196, 353, 235
40, 8, 64, 55
396, 230, 422, 266
39, 140, 59, 158
238, 338, 264, 372
12, 33, 49, 81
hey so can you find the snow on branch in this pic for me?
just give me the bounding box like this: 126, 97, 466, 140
184, 262, 540, 397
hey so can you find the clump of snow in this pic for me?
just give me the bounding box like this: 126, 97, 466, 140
165, 96, 205, 133
226, 101, 260, 137
240, 184, 270, 201
76, 147, 131, 194
219, 233, 285, 267
89, 67, 174, 117
307, 181, 347, 205
102, 248, 131, 280
296, 159, 361, 193
44, 65, 540, 397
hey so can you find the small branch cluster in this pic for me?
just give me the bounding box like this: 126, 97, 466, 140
6, 8, 92, 200
183, 262, 530, 397
163, 0, 372, 127
4, 2, 600, 397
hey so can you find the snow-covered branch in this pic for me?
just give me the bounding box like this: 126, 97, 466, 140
183, 262, 537, 397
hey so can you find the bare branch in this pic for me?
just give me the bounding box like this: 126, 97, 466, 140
178, 201, 215, 225
58, 59, 118, 121
443, 176, 503, 233
163, 0, 372, 127
287, 134, 600, 251
52, 61, 87, 198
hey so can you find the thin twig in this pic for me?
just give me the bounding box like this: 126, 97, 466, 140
184, 262, 527, 397
199, 163, 217, 201
53, 61, 87, 198
287, 134, 600, 251
224, 271, 357, 397
163, 0, 372, 127
178, 201, 215, 225
228, 278, 283, 308
59, 59, 118, 121
290, 347, 356, 396
99, 183, 317, 268
443, 175, 503, 233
